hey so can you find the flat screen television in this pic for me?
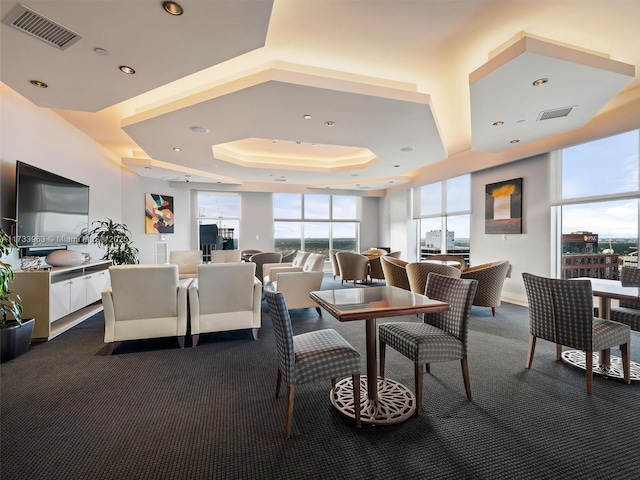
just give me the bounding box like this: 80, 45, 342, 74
15, 161, 90, 250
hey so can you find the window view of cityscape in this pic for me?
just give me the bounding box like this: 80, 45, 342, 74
560, 130, 639, 279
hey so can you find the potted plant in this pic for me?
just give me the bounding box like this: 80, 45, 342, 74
1, 218, 35, 363
89, 219, 140, 265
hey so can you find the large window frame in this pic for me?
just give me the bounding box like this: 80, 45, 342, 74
414, 174, 471, 261
196, 192, 240, 248
273, 194, 360, 258
551, 129, 640, 279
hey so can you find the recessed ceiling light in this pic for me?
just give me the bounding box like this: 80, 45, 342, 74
532, 78, 548, 86
94, 47, 109, 56
173, 147, 181, 152
492, 121, 504, 126
296, 141, 301, 144
119, 65, 135, 74
144, 166, 152, 170
311, 143, 317, 146
30, 80, 47, 88
517, 119, 526, 123
351, 174, 359, 177
389, 181, 394, 184
163, 1, 183, 15
510, 139, 520, 144
303, 114, 312, 119
325, 121, 335, 127
394, 165, 400, 168
400, 147, 414, 152
271, 139, 278, 144
190, 126, 209, 134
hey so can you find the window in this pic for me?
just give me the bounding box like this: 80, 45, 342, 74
273, 194, 360, 259
196, 192, 240, 249
555, 129, 640, 279
415, 174, 471, 262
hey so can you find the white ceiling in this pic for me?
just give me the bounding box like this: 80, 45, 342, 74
1, 0, 639, 194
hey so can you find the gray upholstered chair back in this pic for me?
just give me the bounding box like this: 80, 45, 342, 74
619, 267, 640, 308
250, 252, 283, 280
406, 262, 461, 294
424, 273, 477, 349
264, 290, 297, 385
522, 273, 595, 351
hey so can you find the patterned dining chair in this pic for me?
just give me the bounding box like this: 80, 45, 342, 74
264, 290, 361, 439
378, 273, 478, 415
425, 254, 468, 271
380, 256, 410, 290
610, 267, 640, 331
522, 272, 631, 394
406, 261, 461, 294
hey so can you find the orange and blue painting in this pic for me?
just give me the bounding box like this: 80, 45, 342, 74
485, 178, 522, 234
145, 193, 174, 234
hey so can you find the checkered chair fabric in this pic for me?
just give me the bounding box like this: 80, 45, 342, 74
264, 290, 361, 386
380, 256, 411, 290
379, 274, 477, 364
522, 273, 630, 351
610, 267, 640, 331
522, 272, 631, 393
406, 262, 461, 295
368, 255, 385, 281
264, 290, 361, 438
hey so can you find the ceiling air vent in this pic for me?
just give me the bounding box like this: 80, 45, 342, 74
3, 4, 83, 50
274, 178, 287, 182
537, 106, 575, 121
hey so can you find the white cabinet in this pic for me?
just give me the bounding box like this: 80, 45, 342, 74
12, 260, 112, 341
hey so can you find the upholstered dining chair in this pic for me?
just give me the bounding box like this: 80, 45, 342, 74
378, 273, 478, 414
280, 250, 297, 263
264, 290, 361, 439
102, 264, 188, 354
368, 255, 386, 283
380, 256, 410, 290
241, 249, 262, 261
425, 254, 468, 271
249, 252, 283, 282
522, 273, 631, 394
610, 267, 640, 331
406, 261, 461, 294
386, 251, 402, 258
169, 249, 202, 279
336, 251, 370, 285
460, 260, 510, 316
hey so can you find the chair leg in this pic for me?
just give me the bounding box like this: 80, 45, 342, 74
315, 307, 322, 316
491, 306, 496, 316
106, 342, 115, 355
252, 328, 259, 340
425, 364, 430, 374
585, 350, 593, 394
525, 335, 536, 369
556, 343, 563, 361
461, 358, 472, 400
284, 386, 295, 439
379, 340, 386, 378
331, 378, 336, 390
620, 343, 631, 385
414, 363, 424, 415
352, 374, 361, 428
192, 334, 199, 348
177, 336, 185, 349
276, 368, 282, 398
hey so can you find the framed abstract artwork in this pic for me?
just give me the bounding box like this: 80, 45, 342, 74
485, 178, 523, 234
145, 193, 174, 234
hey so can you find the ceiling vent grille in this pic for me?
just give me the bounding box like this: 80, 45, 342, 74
537, 106, 575, 121
274, 178, 287, 182
3, 4, 83, 50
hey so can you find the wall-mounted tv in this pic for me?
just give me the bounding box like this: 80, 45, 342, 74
15, 161, 90, 250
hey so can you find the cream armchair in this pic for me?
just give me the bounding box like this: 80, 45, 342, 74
263, 253, 325, 313
102, 264, 188, 355
169, 250, 202, 279
262, 250, 311, 284
209, 249, 242, 263
188, 263, 262, 346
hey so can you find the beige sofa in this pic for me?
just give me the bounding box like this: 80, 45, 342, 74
102, 264, 188, 354
188, 262, 262, 346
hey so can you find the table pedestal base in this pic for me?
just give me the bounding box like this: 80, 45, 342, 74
331, 375, 416, 425
561, 350, 640, 381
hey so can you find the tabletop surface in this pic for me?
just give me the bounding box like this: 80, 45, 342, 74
310, 285, 449, 322
578, 277, 640, 300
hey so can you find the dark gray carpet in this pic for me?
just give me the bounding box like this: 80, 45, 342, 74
2, 274, 639, 480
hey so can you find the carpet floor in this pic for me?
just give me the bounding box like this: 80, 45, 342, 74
1, 274, 639, 480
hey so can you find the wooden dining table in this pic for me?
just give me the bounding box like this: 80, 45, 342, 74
310, 286, 449, 425
564, 277, 640, 381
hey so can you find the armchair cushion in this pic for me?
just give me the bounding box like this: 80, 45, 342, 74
169, 250, 202, 278
209, 250, 241, 263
